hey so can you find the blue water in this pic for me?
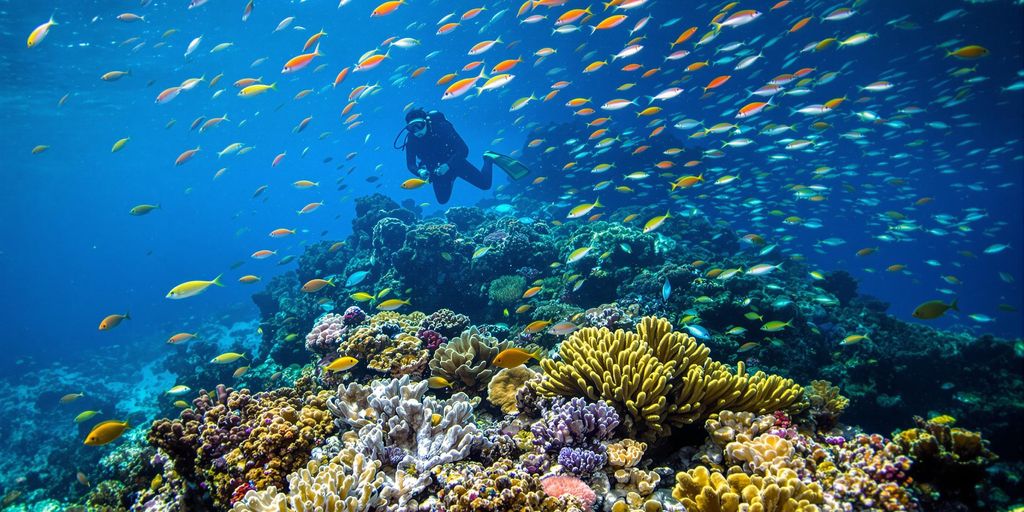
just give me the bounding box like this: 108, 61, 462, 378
1, 0, 1021, 380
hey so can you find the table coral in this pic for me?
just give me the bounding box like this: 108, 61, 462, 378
538, 316, 803, 440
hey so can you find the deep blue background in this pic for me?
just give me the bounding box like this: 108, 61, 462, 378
1, 0, 1021, 378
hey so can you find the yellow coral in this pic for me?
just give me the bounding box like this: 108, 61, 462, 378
232, 449, 384, 511
487, 366, 539, 414
673, 466, 823, 512
607, 439, 647, 469
539, 317, 803, 440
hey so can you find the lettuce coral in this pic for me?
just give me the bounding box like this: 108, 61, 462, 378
537, 316, 803, 440
429, 326, 510, 391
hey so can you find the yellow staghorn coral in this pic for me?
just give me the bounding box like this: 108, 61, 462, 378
673, 466, 823, 512
538, 316, 803, 440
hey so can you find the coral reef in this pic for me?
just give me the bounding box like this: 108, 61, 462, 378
429, 327, 511, 391
538, 316, 804, 440
487, 366, 539, 414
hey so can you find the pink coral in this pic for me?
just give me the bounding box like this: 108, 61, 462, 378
541, 475, 596, 511
305, 313, 346, 354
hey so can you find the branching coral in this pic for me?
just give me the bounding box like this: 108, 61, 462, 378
433, 458, 572, 512
894, 415, 997, 505
147, 382, 335, 508
231, 449, 384, 511
803, 380, 849, 432
429, 327, 510, 391
538, 316, 803, 440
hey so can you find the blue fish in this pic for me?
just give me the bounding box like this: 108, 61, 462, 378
685, 325, 710, 340
662, 278, 671, 301
345, 270, 370, 287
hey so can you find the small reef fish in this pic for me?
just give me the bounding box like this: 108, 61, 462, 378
74, 410, 101, 423
761, 320, 793, 332
301, 278, 335, 292
376, 298, 411, 311
841, 334, 868, 346
346, 270, 370, 287
912, 299, 959, 320
211, 352, 246, 364
129, 204, 160, 216
98, 313, 130, 330
84, 420, 130, 446
166, 275, 224, 299
325, 356, 358, 372
60, 392, 84, 404
523, 320, 552, 334
167, 332, 197, 344
492, 347, 542, 368
165, 385, 191, 395
427, 376, 452, 389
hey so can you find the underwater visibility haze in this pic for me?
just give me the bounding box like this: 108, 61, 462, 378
1, 0, 1023, 510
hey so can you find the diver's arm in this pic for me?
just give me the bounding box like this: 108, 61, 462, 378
405, 146, 421, 176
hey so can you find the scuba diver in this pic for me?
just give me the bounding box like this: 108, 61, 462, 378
394, 108, 529, 204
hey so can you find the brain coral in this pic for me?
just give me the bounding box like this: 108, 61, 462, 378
538, 316, 803, 440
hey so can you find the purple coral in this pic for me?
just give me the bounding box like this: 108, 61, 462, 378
532, 397, 620, 453
558, 446, 607, 475
305, 313, 346, 354
342, 306, 366, 326
417, 329, 447, 350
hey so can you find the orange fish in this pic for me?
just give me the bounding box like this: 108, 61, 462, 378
371, 0, 405, 17
175, 146, 200, 166
282, 44, 321, 73
99, 313, 130, 331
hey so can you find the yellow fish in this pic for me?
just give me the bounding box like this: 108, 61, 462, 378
27, 15, 57, 48
761, 320, 793, 332
325, 356, 358, 372
165, 385, 191, 395
492, 347, 542, 369
427, 376, 452, 389
130, 204, 160, 216
238, 82, 277, 97
376, 298, 410, 311
74, 410, 102, 423
211, 352, 246, 364
643, 211, 671, 233
350, 292, 375, 301
840, 334, 868, 346
912, 299, 958, 320
84, 420, 130, 446
173, 400, 189, 408
523, 320, 552, 334
567, 198, 602, 219
402, 178, 428, 189
166, 275, 224, 299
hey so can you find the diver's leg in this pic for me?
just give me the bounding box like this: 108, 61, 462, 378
452, 158, 492, 190
433, 176, 454, 204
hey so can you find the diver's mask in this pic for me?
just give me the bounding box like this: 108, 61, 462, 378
394, 117, 429, 149
407, 118, 428, 137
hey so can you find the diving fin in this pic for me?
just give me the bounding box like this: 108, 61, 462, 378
483, 151, 529, 180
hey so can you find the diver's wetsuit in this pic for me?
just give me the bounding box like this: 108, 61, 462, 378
404, 112, 492, 204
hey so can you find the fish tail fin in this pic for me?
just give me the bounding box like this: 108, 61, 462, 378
588, 24, 598, 34
593, 197, 602, 208
950, 298, 959, 311
212, 274, 225, 287
49, 13, 58, 25
270, 82, 278, 90
531, 348, 544, 361
327, 278, 336, 287
665, 209, 672, 217
124, 311, 131, 320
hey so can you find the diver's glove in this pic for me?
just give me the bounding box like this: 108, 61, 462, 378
435, 163, 450, 176
417, 168, 430, 180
